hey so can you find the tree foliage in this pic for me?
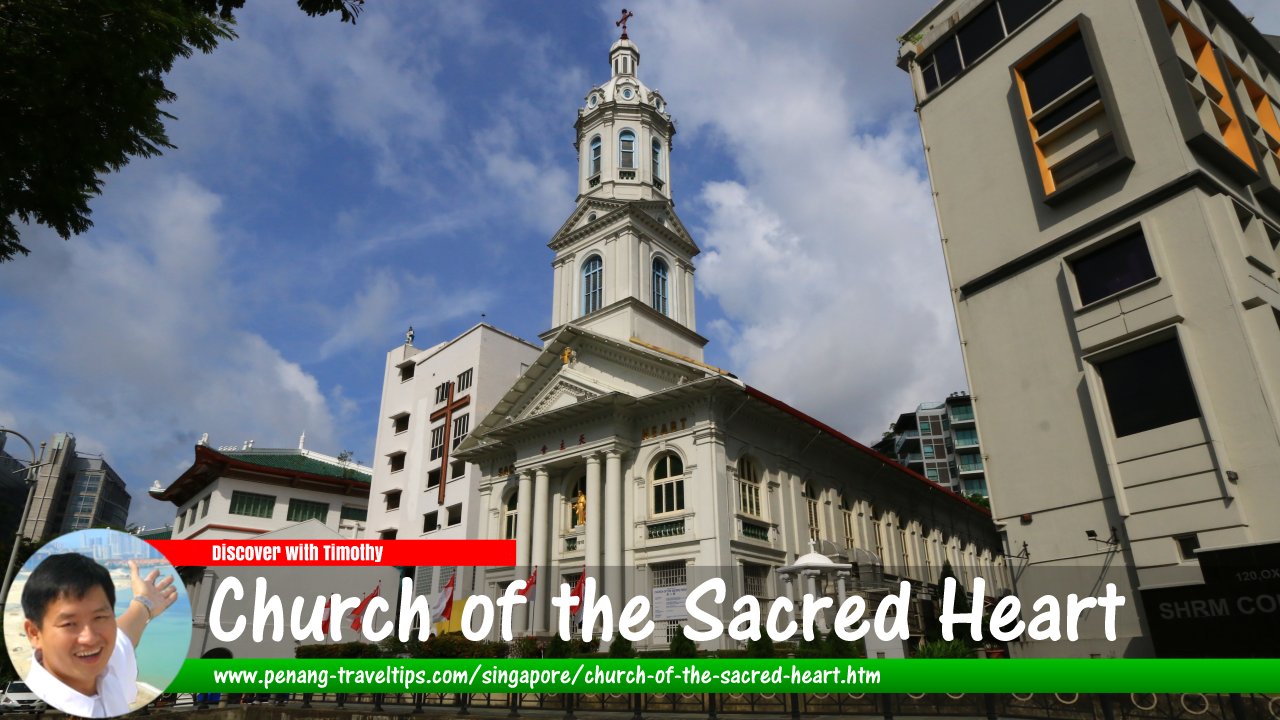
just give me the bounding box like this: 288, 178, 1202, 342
0, 0, 363, 262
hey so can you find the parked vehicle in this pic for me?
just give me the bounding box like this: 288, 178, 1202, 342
0, 681, 47, 712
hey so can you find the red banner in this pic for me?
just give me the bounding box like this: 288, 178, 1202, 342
146, 539, 515, 567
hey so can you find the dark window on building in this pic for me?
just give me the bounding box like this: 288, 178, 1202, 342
457, 368, 473, 392
451, 460, 466, 479
447, 503, 463, 527
1176, 533, 1201, 560
1071, 232, 1157, 305
398, 363, 415, 382
389, 452, 406, 473
393, 414, 409, 434
380, 529, 397, 540
423, 511, 438, 533
341, 505, 367, 522
427, 469, 441, 489
957, 2, 1004, 65
999, 0, 1052, 33
1096, 338, 1201, 437
1021, 32, 1099, 134
385, 490, 401, 511
934, 37, 962, 87
921, 60, 940, 94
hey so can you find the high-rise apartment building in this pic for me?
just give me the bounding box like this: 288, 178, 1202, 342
899, 0, 1280, 657
874, 392, 987, 497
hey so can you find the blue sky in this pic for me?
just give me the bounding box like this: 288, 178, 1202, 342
2, 1, 1277, 529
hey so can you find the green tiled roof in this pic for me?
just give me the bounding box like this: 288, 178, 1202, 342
223, 451, 372, 483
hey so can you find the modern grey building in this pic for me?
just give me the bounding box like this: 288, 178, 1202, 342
874, 392, 986, 497
899, 0, 1280, 657
23, 433, 130, 541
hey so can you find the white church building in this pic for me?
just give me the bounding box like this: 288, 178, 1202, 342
456, 27, 1008, 653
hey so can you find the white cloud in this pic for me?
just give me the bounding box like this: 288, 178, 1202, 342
0, 172, 342, 528
639, 1, 966, 441
318, 269, 495, 359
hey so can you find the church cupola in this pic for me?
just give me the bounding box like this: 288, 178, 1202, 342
546, 11, 705, 361
576, 10, 675, 202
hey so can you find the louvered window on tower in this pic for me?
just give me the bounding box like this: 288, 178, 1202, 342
582, 256, 603, 314
619, 130, 636, 169
651, 257, 669, 315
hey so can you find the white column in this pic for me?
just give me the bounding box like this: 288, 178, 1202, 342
514, 472, 533, 632
782, 573, 797, 624
530, 467, 550, 633
605, 450, 624, 597
585, 454, 602, 574
805, 571, 827, 633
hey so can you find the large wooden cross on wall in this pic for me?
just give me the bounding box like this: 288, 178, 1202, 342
430, 380, 471, 505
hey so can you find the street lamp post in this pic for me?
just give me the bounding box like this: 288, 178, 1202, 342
0, 428, 47, 603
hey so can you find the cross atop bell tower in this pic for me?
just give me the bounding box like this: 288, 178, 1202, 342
544, 16, 706, 361
615, 8, 634, 40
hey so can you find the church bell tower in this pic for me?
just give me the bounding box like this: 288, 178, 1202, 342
542, 11, 707, 362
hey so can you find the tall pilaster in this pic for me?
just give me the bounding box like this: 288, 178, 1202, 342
604, 450, 624, 597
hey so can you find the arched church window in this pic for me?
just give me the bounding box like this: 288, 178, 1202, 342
567, 476, 585, 529
839, 495, 856, 551
651, 138, 662, 180
736, 456, 760, 517
619, 130, 636, 169
803, 482, 820, 543
582, 255, 603, 314
651, 452, 685, 515
504, 491, 518, 540
589, 136, 602, 177
651, 257, 669, 316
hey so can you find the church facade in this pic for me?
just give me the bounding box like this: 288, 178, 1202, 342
458, 26, 1007, 654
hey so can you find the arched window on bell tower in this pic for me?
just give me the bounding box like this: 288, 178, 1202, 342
651, 257, 669, 316
582, 255, 603, 315
589, 136, 602, 177
619, 130, 636, 170
652, 137, 662, 183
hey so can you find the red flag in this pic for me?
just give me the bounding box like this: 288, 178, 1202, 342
321, 597, 332, 635
569, 570, 586, 617
431, 573, 456, 623
516, 567, 537, 597
349, 583, 381, 632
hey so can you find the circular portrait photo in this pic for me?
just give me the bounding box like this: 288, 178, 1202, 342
3, 528, 192, 717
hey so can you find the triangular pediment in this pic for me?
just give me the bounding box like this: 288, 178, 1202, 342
549, 198, 698, 256
458, 326, 722, 454
519, 375, 604, 421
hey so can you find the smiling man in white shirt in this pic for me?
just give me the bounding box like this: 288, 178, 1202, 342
21, 553, 178, 718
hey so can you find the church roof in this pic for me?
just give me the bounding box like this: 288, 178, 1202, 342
153, 444, 372, 507
741, 385, 991, 517
218, 450, 373, 482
